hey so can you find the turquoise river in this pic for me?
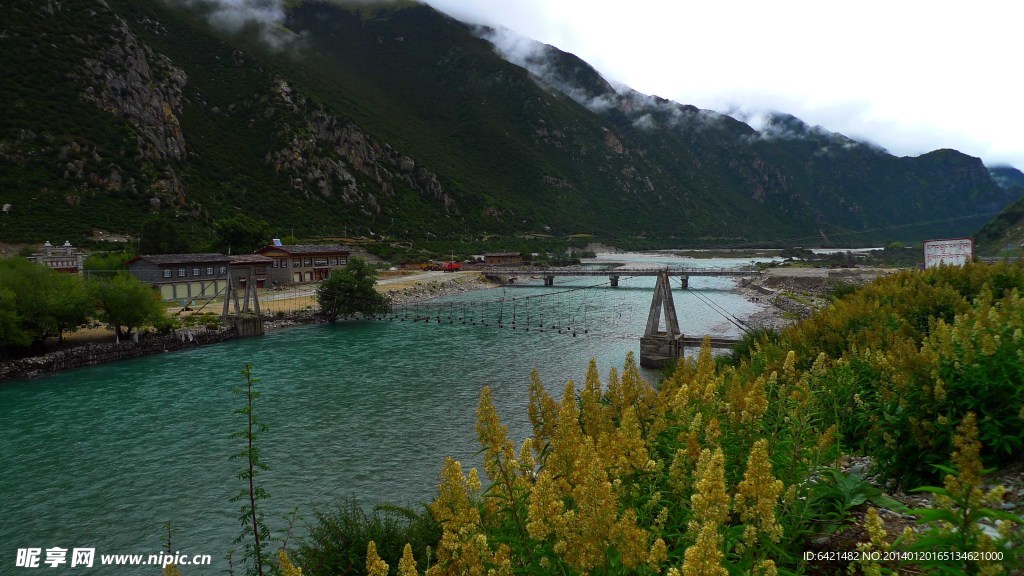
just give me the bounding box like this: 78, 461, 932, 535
0, 253, 771, 573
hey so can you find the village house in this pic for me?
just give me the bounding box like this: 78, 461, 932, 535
255, 242, 352, 284
484, 252, 524, 266
29, 241, 86, 274
127, 253, 232, 302
228, 254, 274, 288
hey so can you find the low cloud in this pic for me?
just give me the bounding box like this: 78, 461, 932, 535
479, 25, 730, 133
168, 0, 296, 50
479, 26, 616, 113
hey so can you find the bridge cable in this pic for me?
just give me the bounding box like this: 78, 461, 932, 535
677, 277, 751, 333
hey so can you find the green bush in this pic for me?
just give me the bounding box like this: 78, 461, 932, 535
296, 498, 439, 576
779, 262, 1024, 485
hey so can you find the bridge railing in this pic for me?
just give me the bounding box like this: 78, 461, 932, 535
488, 266, 760, 276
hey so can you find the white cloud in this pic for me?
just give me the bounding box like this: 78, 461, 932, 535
424, 0, 1024, 169
168, 0, 296, 50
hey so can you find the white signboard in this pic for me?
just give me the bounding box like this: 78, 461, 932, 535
923, 238, 973, 269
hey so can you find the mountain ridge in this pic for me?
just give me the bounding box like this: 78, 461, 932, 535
0, 0, 1018, 249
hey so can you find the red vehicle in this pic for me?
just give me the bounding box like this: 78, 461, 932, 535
443, 261, 462, 272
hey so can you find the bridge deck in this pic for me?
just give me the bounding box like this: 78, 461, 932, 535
489, 267, 759, 277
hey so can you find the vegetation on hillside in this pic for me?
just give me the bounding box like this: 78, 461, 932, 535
975, 195, 1024, 256
2, 1, 1020, 248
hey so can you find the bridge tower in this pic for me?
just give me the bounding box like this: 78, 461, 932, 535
639, 269, 683, 368
222, 265, 264, 337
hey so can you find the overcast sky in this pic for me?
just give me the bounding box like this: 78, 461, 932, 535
423, 0, 1022, 170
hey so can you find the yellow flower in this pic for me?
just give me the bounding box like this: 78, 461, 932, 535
815, 424, 837, 453
754, 559, 777, 576
477, 386, 515, 484
598, 405, 649, 474
682, 522, 727, 576
278, 549, 303, 576
580, 359, 608, 437
734, 439, 784, 546
528, 370, 560, 448
648, 538, 668, 569
741, 374, 769, 423
703, 417, 721, 448
398, 544, 419, 576
429, 458, 482, 534
866, 507, 888, 547
689, 448, 729, 531
948, 412, 982, 493
366, 541, 389, 576
668, 448, 692, 496
782, 350, 797, 379
526, 470, 564, 540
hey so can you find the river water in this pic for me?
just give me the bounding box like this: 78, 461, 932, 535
0, 253, 769, 573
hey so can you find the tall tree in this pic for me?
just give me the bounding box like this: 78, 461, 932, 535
83, 251, 135, 276
0, 288, 31, 353
139, 216, 190, 255
214, 215, 271, 255
316, 258, 390, 320
44, 272, 94, 344
90, 272, 167, 340
0, 257, 92, 345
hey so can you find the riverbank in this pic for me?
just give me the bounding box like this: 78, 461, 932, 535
734, 266, 895, 331
0, 327, 239, 381
0, 271, 502, 381
3, 263, 885, 381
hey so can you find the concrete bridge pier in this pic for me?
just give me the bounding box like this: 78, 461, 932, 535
222, 267, 264, 338
639, 270, 683, 368
544, 275, 554, 286
610, 275, 619, 287
640, 333, 684, 369
679, 275, 688, 288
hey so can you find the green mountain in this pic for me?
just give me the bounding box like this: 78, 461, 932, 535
974, 166, 1024, 255
1, 0, 1020, 249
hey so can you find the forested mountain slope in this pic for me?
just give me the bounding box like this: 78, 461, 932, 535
0, 0, 1018, 247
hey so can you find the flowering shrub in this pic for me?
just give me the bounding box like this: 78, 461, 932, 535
356, 262, 1024, 575
790, 263, 1024, 484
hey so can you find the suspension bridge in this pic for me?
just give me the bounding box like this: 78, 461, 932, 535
488, 266, 759, 287
372, 267, 762, 368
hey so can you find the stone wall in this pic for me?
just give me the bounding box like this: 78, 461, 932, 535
0, 328, 239, 382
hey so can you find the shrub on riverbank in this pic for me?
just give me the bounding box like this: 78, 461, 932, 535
774, 262, 1024, 485
349, 262, 1022, 575
295, 499, 439, 576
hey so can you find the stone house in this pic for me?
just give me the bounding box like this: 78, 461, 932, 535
484, 252, 524, 266
254, 243, 352, 284
127, 253, 232, 302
